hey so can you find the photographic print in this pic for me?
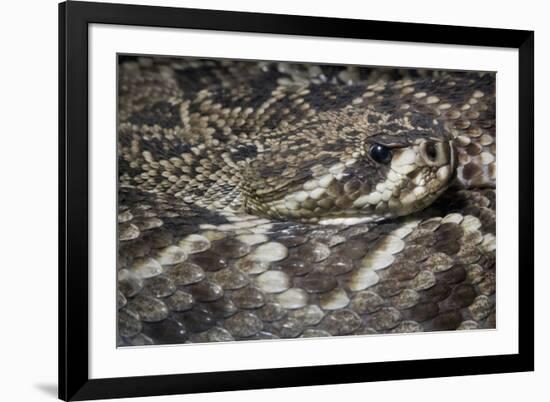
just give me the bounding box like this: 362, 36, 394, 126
60, 3, 533, 398
116, 55, 496, 347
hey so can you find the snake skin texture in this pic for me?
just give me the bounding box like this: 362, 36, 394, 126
117, 57, 496, 346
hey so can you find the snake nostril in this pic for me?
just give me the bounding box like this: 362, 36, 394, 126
419, 140, 450, 167
424, 141, 438, 161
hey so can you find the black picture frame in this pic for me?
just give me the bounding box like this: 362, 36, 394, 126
59, 1, 534, 400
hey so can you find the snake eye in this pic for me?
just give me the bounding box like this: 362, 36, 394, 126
369, 143, 393, 164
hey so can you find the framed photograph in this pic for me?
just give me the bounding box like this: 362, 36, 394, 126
59, 1, 534, 400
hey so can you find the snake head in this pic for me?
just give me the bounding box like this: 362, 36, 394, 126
242, 107, 457, 224
320, 135, 457, 225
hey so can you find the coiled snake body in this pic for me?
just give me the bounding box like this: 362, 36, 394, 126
117, 58, 496, 345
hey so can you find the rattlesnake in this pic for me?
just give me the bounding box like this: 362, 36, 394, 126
117, 57, 496, 345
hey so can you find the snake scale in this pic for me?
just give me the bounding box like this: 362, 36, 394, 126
117, 57, 496, 346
